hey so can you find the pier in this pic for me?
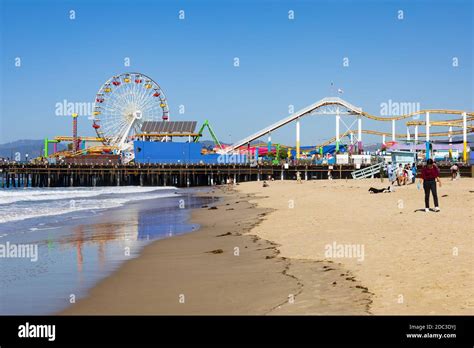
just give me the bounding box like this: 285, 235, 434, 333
1, 164, 472, 188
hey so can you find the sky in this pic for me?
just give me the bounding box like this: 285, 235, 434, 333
0, 0, 472, 146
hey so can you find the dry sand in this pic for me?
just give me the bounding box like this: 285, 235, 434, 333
235, 177, 474, 315
62, 188, 370, 315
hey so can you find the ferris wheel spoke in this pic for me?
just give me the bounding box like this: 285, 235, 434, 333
113, 121, 131, 143
142, 103, 161, 115
132, 123, 142, 136
116, 84, 134, 109
134, 83, 144, 110
130, 80, 138, 107
104, 115, 127, 136
101, 104, 122, 116
140, 92, 161, 114
109, 89, 129, 110
104, 119, 123, 136
104, 100, 126, 117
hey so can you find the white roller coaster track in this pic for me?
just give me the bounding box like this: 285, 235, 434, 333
224, 97, 362, 153
224, 97, 473, 153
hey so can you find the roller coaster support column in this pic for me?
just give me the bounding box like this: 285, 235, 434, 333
462, 112, 467, 162
335, 112, 340, 152
392, 119, 396, 141
382, 134, 386, 145
414, 125, 418, 143
406, 128, 411, 142
449, 126, 453, 159
426, 112, 430, 160
296, 119, 300, 159
267, 133, 271, 154
357, 117, 362, 154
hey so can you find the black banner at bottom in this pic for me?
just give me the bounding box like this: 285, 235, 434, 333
0, 315, 472, 346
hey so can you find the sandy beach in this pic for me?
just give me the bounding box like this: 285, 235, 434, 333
62, 177, 473, 315
62, 187, 371, 315
235, 177, 474, 315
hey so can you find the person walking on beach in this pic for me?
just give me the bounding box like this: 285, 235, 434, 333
296, 171, 302, 183
387, 162, 396, 184
327, 166, 333, 180
420, 159, 441, 212
450, 163, 459, 180
411, 163, 417, 184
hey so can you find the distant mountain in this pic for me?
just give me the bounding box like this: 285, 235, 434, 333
0, 139, 66, 160
362, 143, 382, 151
199, 140, 230, 149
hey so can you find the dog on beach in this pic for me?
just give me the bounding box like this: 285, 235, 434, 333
368, 186, 392, 194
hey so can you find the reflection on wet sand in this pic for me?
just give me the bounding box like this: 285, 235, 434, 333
0, 192, 215, 314
46, 194, 210, 279
58, 209, 141, 277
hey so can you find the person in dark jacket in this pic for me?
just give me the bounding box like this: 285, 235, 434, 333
420, 159, 442, 212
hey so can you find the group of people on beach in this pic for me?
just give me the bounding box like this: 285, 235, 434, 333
387, 162, 417, 186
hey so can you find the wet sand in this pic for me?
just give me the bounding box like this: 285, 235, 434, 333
62, 187, 371, 315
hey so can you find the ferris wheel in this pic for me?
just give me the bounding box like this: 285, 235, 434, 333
91, 72, 169, 152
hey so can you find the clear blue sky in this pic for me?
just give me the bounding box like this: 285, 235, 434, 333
0, 0, 472, 146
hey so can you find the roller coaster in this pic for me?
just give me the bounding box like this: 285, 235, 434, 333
225, 97, 473, 161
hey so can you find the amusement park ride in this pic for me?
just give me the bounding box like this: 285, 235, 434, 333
225, 97, 474, 162
45, 73, 222, 163
43, 73, 474, 164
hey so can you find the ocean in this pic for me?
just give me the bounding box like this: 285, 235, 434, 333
0, 186, 216, 314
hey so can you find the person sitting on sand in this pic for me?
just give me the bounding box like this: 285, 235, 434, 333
406, 164, 413, 184
396, 164, 406, 186
420, 158, 441, 212
262, 181, 269, 187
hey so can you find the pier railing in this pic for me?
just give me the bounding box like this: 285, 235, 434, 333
0, 163, 471, 188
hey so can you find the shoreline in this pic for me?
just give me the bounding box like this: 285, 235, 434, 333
61, 185, 371, 315
0, 187, 213, 315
